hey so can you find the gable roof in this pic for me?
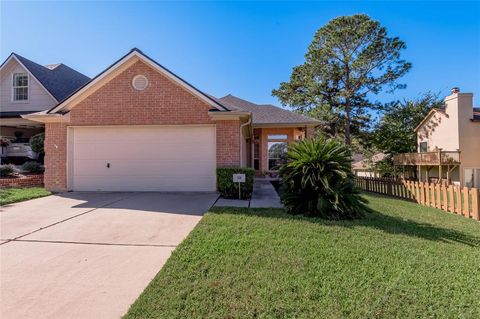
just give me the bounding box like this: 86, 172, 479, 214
413, 108, 447, 132
218, 94, 320, 126
352, 153, 386, 170
48, 48, 229, 114
0, 53, 90, 102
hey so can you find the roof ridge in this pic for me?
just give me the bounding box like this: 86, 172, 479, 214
9, 52, 90, 102
45, 63, 63, 70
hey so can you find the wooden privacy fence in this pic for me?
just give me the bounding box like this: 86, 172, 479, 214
354, 177, 480, 221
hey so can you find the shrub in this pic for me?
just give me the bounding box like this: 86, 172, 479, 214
279, 137, 371, 219
21, 161, 44, 173
0, 164, 18, 177
217, 167, 255, 199
30, 132, 45, 154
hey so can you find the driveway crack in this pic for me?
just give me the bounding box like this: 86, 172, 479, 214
9, 238, 176, 248
0, 193, 140, 245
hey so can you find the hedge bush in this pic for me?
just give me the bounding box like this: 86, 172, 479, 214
21, 161, 44, 173
217, 167, 255, 199
30, 132, 45, 154
0, 164, 18, 177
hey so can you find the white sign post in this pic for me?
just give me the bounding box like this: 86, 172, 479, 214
232, 174, 246, 199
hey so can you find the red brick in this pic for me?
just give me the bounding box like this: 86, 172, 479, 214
44, 61, 240, 191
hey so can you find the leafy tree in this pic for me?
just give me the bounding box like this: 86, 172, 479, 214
372, 93, 443, 155
279, 136, 371, 219
371, 93, 444, 176
273, 14, 411, 145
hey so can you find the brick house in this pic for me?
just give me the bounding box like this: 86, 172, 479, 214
21, 48, 319, 192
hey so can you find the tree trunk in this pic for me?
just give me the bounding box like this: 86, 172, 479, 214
345, 98, 352, 145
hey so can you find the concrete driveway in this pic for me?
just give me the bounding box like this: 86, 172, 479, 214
0, 192, 218, 319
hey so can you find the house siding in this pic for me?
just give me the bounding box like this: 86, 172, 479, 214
416, 93, 480, 186
0, 58, 57, 112
43, 60, 240, 191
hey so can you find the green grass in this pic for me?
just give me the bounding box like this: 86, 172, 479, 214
124, 194, 480, 319
0, 187, 51, 205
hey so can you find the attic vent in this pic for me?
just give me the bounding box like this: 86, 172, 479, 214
132, 75, 148, 91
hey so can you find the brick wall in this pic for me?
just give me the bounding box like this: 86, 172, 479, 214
44, 60, 240, 191
69, 61, 214, 125
0, 174, 44, 188
44, 123, 67, 191
216, 120, 240, 166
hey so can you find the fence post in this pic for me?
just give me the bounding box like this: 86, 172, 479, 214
455, 187, 462, 215
471, 188, 479, 221
435, 184, 441, 209
442, 184, 448, 211
448, 185, 455, 213
463, 187, 470, 218
415, 182, 420, 203
425, 182, 430, 207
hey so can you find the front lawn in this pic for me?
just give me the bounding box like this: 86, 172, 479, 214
125, 194, 480, 318
0, 187, 51, 205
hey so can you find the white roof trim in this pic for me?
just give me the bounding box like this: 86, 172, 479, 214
413, 109, 446, 132
21, 111, 68, 123
48, 50, 227, 114
0, 54, 59, 103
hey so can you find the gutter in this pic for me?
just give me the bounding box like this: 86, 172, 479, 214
239, 116, 252, 167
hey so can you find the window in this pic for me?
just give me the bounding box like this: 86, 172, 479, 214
464, 168, 480, 188
268, 142, 288, 170
268, 134, 287, 140
267, 133, 288, 170
12, 73, 28, 101
253, 142, 260, 170
419, 141, 428, 152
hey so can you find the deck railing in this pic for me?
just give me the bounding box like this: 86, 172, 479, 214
354, 177, 479, 221
393, 151, 460, 166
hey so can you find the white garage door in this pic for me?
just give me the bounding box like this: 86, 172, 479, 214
70, 126, 216, 191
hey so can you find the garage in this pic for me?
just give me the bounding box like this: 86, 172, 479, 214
69, 125, 216, 192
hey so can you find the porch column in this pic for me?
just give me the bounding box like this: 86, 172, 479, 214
438, 148, 443, 184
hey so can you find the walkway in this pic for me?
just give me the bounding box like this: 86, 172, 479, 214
215, 178, 283, 208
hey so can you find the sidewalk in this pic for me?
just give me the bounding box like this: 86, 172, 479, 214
214, 178, 283, 208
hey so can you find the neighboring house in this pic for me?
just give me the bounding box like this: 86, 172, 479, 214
0, 53, 89, 139
352, 152, 386, 177
23, 48, 319, 192
393, 88, 480, 187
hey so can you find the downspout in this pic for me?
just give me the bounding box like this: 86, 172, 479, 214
239, 116, 252, 167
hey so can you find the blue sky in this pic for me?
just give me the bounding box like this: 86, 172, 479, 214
1, 1, 479, 107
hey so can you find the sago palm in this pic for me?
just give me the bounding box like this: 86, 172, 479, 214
279, 137, 370, 219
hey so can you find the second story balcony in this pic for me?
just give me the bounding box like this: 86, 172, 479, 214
393, 151, 460, 166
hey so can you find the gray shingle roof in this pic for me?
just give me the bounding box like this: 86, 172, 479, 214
13, 53, 90, 102
218, 95, 319, 125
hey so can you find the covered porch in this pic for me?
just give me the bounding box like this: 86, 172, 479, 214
0, 114, 44, 160
245, 125, 315, 176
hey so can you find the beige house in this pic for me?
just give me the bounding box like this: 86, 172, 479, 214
394, 88, 480, 187
352, 152, 386, 177
0, 53, 89, 139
